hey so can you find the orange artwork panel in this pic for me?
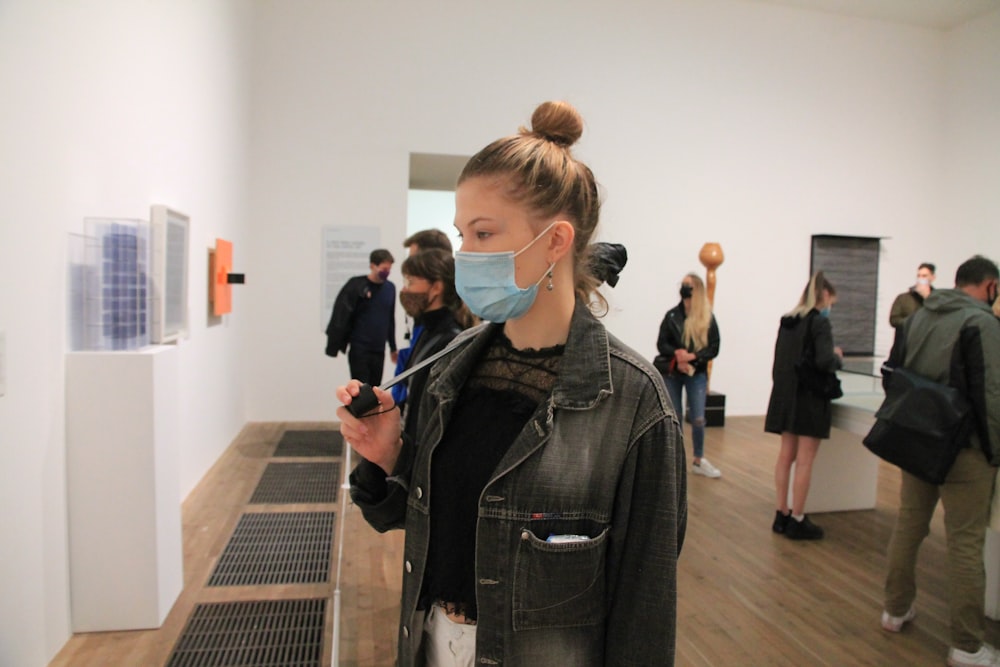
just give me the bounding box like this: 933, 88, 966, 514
212, 238, 233, 316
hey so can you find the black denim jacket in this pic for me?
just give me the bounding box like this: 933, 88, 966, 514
350, 301, 687, 666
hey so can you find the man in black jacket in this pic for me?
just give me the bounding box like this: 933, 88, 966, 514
881, 256, 1000, 667
325, 249, 398, 384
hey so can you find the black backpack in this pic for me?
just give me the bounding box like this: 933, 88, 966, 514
862, 321, 975, 484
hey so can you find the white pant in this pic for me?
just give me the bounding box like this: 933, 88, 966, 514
423, 604, 477, 667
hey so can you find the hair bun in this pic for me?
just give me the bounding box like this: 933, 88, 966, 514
529, 101, 583, 147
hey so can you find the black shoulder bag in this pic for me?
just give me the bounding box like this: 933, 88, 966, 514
862, 331, 973, 484
794, 315, 843, 400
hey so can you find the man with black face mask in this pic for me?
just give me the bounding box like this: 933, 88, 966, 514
325, 248, 398, 385
881, 255, 1000, 667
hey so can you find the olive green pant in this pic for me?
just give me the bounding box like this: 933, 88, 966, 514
884, 448, 997, 652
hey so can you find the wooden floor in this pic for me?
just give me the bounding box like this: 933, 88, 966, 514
49, 417, 999, 666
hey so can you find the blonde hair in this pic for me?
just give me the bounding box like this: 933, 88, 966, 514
457, 101, 606, 313
786, 271, 836, 318
682, 273, 712, 351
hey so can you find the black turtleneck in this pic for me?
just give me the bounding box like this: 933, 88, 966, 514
418, 329, 564, 621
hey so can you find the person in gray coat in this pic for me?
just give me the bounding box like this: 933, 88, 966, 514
765, 271, 843, 540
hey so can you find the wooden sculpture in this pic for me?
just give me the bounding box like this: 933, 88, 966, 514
699, 243, 724, 388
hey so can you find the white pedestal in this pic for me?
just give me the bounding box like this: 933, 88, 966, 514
985, 530, 1000, 620
787, 394, 883, 514
66, 347, 183, 632
791, 424, 879, 513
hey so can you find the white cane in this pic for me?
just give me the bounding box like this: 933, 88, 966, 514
331, 344, 456, 665
332, 440, 351, 666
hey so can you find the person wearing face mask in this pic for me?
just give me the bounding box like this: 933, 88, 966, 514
880, 256, 1000, 667
337, 101, 686, 667
395, 249, 474, 439
765, 272, 843, 540
654, 273, 721, 478
890, 262, 936, 329
391, 232, 458, 406
324, 248, 398, 385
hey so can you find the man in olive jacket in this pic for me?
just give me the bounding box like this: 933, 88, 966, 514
882, 256, 1000, 665
889, 262, 936, 329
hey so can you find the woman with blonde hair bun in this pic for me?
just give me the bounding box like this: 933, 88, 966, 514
765, 271, 843, 540
655, 272, 721, 477
337, 101, 686, 666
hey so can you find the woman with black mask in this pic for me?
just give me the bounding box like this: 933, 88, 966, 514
655, 273, 722, 478
395, 248, 474, 439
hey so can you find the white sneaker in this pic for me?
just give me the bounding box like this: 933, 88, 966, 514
692, 458, 721, 478
880, 607, 915, 632
948, 644, 1000, 667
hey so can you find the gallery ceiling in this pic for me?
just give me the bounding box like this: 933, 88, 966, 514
750, 0, 999, 30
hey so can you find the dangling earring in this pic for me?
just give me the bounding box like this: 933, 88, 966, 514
546, 269, 554, 291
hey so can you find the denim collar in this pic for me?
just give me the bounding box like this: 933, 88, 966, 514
430, 300, 613, 411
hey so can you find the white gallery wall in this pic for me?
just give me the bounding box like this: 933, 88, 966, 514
0, 1, 997, 665
945, 9, 1000, 253
0, 1, 253, 664
244, 0, 1000, 423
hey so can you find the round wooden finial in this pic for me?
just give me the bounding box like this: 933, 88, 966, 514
699, 242, 724, 271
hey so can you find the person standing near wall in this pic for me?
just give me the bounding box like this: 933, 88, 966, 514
325, 248, 398, 385
337, 100, 686, 666
890, 262, 936, 329
880, 256, 1000, 667
655, 272, 722, 478
765, 272, 843, 540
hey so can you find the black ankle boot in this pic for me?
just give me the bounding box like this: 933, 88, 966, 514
785, 515, 824, 540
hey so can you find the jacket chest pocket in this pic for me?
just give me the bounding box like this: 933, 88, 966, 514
511, 525, 609, 631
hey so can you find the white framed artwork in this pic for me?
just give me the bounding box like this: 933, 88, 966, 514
150, 205, 190, 343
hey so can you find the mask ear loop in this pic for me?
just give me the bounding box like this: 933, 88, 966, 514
513, 221, 560, 258
514, 221, 560, 292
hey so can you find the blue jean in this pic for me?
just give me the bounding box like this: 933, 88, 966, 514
664, 372, 707, 459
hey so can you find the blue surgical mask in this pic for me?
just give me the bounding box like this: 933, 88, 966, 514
819, 307, 831, 318
454, 223, 556, 322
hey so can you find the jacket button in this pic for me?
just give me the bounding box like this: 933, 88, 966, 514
521, 530, 530, 541
405, 560, 412, 573
415, 486, 423, 499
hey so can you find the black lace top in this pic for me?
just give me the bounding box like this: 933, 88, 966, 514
418, 328, 563, 620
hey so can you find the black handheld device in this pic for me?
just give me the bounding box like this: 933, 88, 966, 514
345, 345, 456, 418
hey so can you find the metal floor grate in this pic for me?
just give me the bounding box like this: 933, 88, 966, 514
207, 512, 335, 586
167, 598, 326, 667
249, 462, 340, 504
273, 429, 343, 457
